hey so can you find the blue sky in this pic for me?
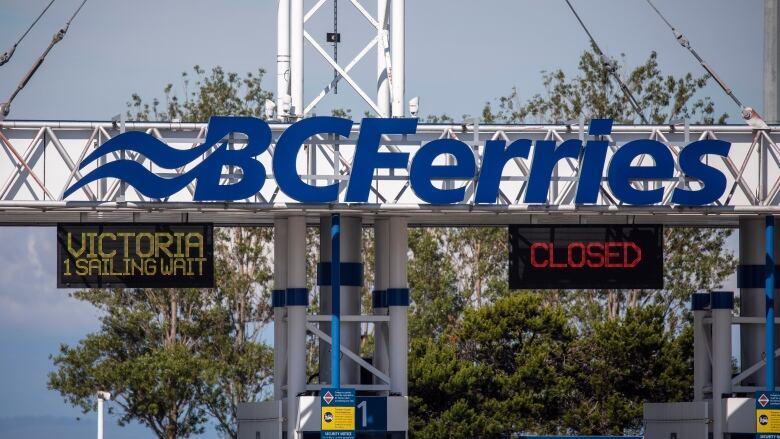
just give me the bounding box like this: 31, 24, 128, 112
0, 0, 757, 438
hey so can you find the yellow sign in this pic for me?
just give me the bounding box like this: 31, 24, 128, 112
321, 407, 355, 431
758, 409, 780, 432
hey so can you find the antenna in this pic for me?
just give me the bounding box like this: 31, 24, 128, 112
326, 0, 341, 94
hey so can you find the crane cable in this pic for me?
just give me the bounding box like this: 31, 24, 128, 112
0, 0, 57, 67
642, 0, 768, 127
0, 0, 88, 119
563, 0, 650, 124
644, 0, 745, 109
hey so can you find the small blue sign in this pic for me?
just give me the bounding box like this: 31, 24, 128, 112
355, 396, 387, 431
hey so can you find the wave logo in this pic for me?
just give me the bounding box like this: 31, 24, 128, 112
63, 117, 271, 201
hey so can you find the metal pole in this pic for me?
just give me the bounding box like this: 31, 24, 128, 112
277, 0, 291, 118
331, 213, 341, 388
341, 216, 363, 385
273, 218, 288, 400
711, 291, 734, 439
741, 217, 770, 387
768, 215, 776, 390
377, 0, 390, 117
290, 0, 304, 117
286, 216, 307, 439
766, 0, 780, 123
373, 218, 390, 385
390, 0, 404, 117
97, 396, 103, 439
388, 217, 408, 395
692, 293, 711, 401
319, 216, 332, 385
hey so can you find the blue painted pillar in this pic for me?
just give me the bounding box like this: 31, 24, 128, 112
767, 215, 775, 390
331, 213, 341, 388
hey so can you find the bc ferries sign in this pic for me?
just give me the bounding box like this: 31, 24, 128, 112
63, 117, 731, 206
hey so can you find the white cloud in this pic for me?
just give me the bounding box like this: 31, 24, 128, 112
0, 228, 99, 336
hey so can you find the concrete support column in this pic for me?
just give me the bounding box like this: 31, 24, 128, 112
739, 217, 780, 386
373, 218, 390, 385
692, 293, 710, 402
388, 217, 408, 395
286, 216, 307, 439
273, 218, 288, 400
711, 291, 734, 439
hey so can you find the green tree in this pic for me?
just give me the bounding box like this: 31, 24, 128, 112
409, 293, 575, 438
481, 48, 736, 330
407, 228, 463, 340
482, 49, 727, 125
445, 227, 508, 308
563, 306, 693, 434
408, 48, 737, 437
201, 227, 275, 438
50, 70, 278, 439
127, 65, 273, 122
49, 288, 214, 439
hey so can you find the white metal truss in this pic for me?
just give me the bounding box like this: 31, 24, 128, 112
0, 120, 779, 226
291, 0, 394, 118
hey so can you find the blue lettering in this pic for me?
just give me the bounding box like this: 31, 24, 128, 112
474, 139, 531, 204
63, 117, 735, 207
193, 116, 271, 201
273, 117, 352, 202
607, 139, 674, 205
525, 139, 582, 203
344, 118, 416, 202
575, 119, 613, 204
672, 139, 731, 205
410, 139, 476, 204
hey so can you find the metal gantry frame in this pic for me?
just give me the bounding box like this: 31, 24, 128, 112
278, 0, 400, 119
0, 120, 779, 225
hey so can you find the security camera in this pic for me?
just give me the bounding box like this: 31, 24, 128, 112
264, 99, 276, 120
279, 95, 292, 118
97, 391, 111, 400
408, 96, 419, 118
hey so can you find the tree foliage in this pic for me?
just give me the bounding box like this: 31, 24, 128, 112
127, 65, 273, 122
51, 69, 277, 439
482, 49, 727, 125
407, 49, 737, 438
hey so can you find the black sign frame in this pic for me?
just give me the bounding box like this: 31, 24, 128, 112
57, 223, 214, 288
508, 224, 663, 290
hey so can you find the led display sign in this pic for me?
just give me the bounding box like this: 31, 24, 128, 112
508, 225, 663, 289
57, 223, 214, 288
